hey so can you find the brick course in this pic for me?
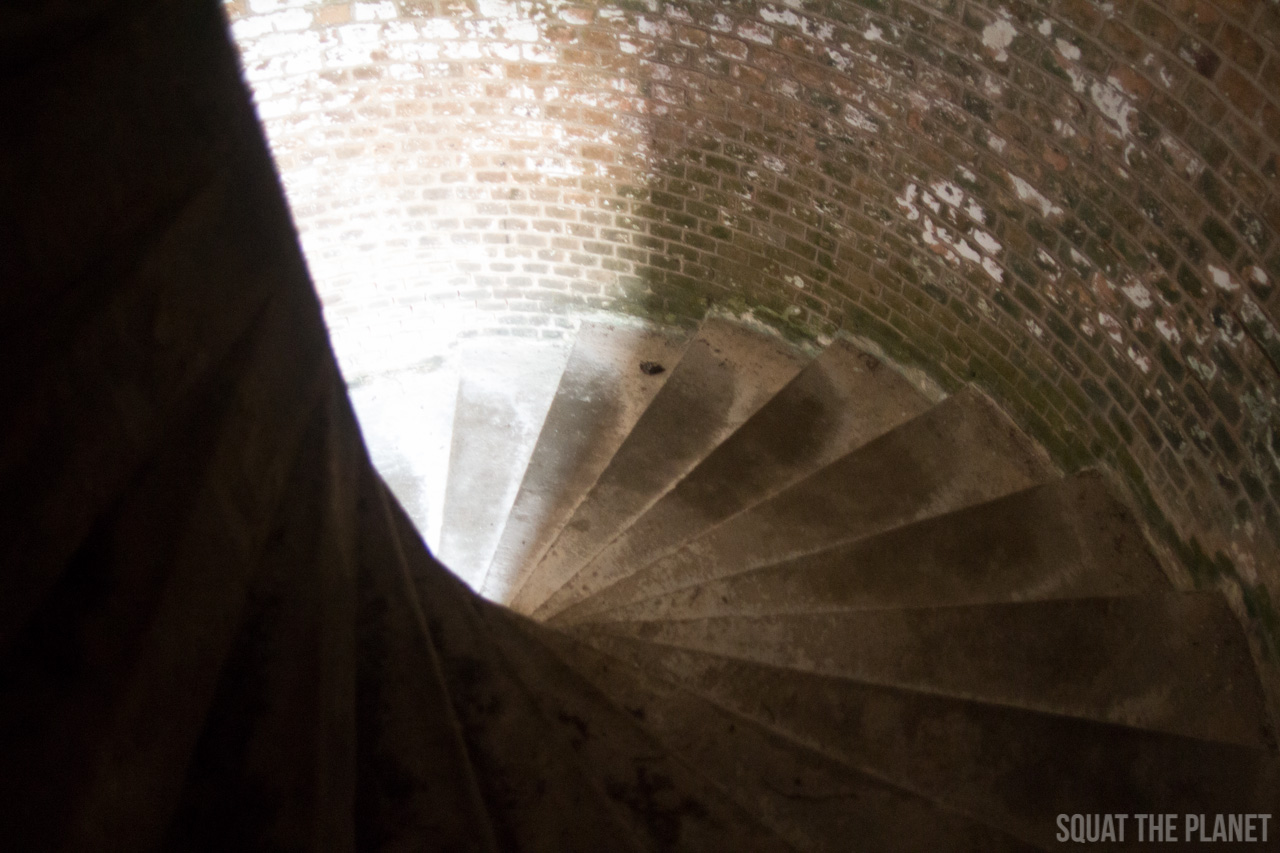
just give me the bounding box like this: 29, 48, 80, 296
225, 0, 1280, 654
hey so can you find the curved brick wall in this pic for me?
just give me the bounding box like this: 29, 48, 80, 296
223, 0, 1280, 654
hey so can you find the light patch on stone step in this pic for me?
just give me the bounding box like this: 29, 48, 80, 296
437, 337, 572, 590
349, 350, 462, 554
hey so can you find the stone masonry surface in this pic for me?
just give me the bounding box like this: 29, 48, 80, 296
222, 0, 1280, 664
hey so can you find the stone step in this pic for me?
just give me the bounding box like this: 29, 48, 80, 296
480, 607, 798, 851
0, 287, 363, 850
547, 338, 932, 621
349, 474, 503, 851
436, 337, 572, 590
536, 624, 1037, 853
582, 592, 1273, 748
348, 347, 461, 554
482, 321, 689, 603
398, 505, 650, 853
511, 316, 809, 616
168, 393, 365, 850
581, 633, 1280, 851
550, 389, 1056, 625
578, 471, 1168, 624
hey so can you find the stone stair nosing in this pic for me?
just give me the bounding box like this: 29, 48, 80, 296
576, 630, 1280, 852
393, 501, 650, 853
484, 606, 801, 852
436, 337, 573, 591
583, 591, 1276, 750
351, 472, 502, 853
548, 387, 1058, 625
481, 321, 690, 604
543, 337, 933, 625
533, 622, 1040, 853
572, 471, 1171, 625
511, 316, 810, 617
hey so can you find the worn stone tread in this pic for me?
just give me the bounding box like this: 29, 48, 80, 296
350, 475, 504, 852
549, 337, 932, 622
483, 321, 689, 603
513, 317, 809, 617
550, 389, 1056, 624
536, 624, 1039, 853
437, 338, 572, 589
484, 608, 800, 852
583, 592, 1274, 749
398, 506, 649, 853
576, 632, 1280, 852
577, 471, 1168, 624
349, 349, 461, 555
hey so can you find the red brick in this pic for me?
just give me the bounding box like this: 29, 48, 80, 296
1059, 0, 1105, 33
1259, 57, 1280, 100
1132, 2, 1182, 49
1167, 0, 1222, 38
1108, 64, 1154, 99
315, 4, 351, 26
1215, 24, 1265, 74
1218, 66, 1265, 116
1098, 18, 1145, 60
1211, 0, 1257, 24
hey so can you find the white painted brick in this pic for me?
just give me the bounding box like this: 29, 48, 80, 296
231, 16, 274, 40
353, 1, 399, 21
267, 7, 313, 31
338, 23, 383, 44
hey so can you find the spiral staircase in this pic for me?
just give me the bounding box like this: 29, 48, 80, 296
5, 1, 1280, 849
351, 314, 1280, 852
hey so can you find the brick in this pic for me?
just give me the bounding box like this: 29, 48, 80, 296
315, 4, 351, 26
1167, 0, 1222, 38
1215, 23, 1265, 74
1217, 66, 1265, 117
1182, 38, 1223, 78
1133, 3, 1182, 49
1201, 215, 1240, 259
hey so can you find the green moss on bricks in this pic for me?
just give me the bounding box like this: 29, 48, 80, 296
728, 290, 831, 345
843, 304, 913, 361
749, 306, 826, 345
612, 290, 703, 330
661, 289, 713, 324
617, 284, 831, 347
1122, 462, 1170, 528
